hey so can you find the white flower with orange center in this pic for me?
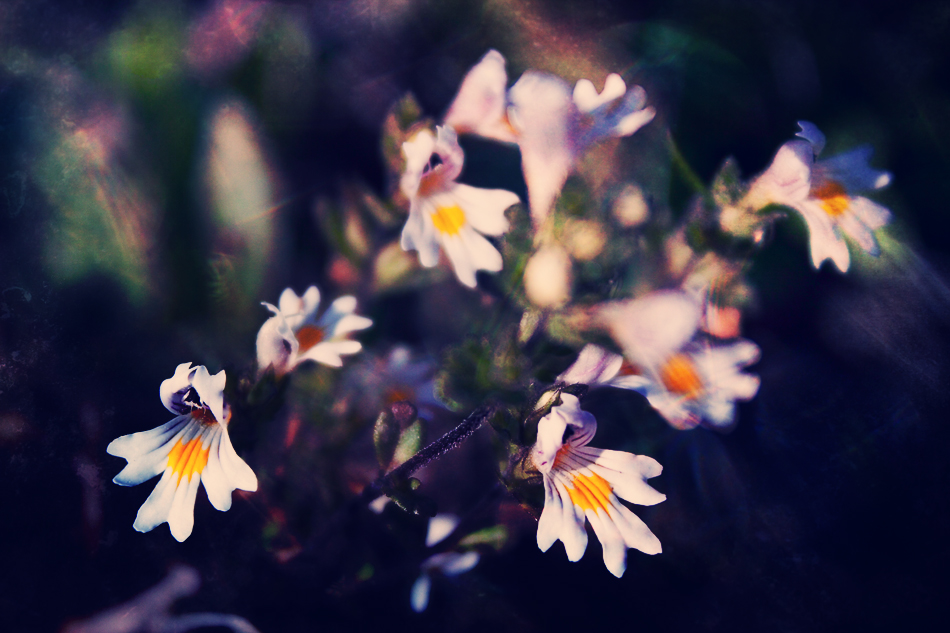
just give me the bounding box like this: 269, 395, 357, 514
601, 290, 761, 430
399, 125, 520, 288
532, 393, 665, 578
107, 363, 257, 542
745, 121, 892, 272
256, 286, 372, 375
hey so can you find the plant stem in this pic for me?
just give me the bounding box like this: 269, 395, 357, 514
361, 404, 496, 502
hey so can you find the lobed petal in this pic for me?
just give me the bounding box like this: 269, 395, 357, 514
558, 344, 624, 386
814, 146, 891, 192
107, 415, 189, 462
191, 366, 227, 426
794, 201, 851, 271
410, 573, 432, 613
450, 183, 517, 236
160, 362, 196, 415
795, 120, 826, 155
199, 428, 234, 512
133, 470, 179, 534
217, 428, 258, 492
167, 473, 201, 542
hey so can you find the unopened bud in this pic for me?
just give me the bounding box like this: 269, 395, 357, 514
524, 246, 572, 308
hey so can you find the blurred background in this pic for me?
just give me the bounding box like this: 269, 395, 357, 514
2, 0, 950, 631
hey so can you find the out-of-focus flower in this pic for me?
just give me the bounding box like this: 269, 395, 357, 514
524, 245, 573, 308
532, 394, 664, 578
745, 121, 892, 272
64, 565, 261, 633
410, 514, 480, 612
346, 346, 446, 420
400, 126, 520, 288
443, 49, 517, 143
107, 364, 257, 542
601, 290, 760, 430
508, 70, 655, 224
443, 51, 654, 226
256, 286, 372, 375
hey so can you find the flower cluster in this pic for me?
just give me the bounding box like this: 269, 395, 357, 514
106, 46, 896, 592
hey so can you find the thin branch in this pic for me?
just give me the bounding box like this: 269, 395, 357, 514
361, 404, 497, 502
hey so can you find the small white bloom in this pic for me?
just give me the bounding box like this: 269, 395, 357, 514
410, 514, 480, 612
399, 126, 520, 288
601, 290, 760, 430
532, 394, 664, 578
107, 363, 258, 542
746, 121, 892, 272
256, 286, 372, 375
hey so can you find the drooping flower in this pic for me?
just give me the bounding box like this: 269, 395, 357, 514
532, 393, 664, 578
410, 514, 480, 612
399, 125, 520, 288
507, 70, 655, 224
107, 363, 257, 541
600, 290, 761, 430
256, 286, 372, 375
745, 121, 892, 272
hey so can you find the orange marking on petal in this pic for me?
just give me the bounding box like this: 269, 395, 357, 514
659, 353, 704, 399
384, 387, 413, 406
431, 204, 466, 235
567, 471, 613, 515
296, 325, 325, 353
191, 408, 218, 425
167, 436, 211, 484
618, 358, 642, 376
812, 180, 850, 217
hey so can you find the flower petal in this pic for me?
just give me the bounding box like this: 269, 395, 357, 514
133, 469, 178, 534
795, 120, 826, 155
443, 50, 517, 143
794, 201, 850, 271
191, 366, 227, 426
217, 428, 257, 492
160, 363, 196, 415
450, 183, 517, 236
107, 415, 189, 462
199, 429, 234, 512
410, 573, 431, 613
426, 514, 460, 547
558, 344, 624, 386
167, 473, 201, 542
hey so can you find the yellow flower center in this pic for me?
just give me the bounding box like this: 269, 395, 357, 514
296, 325, 325, 353
812, 180, 850, 217
659, 353, 704, 399
567, 471, 613, 515
167, 436, 210, 484
431, 205, 466, 235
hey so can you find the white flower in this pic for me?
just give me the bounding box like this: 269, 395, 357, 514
532, 394, 664, 578
443, 50, 518, 144
601, 290, 760, 430
410, 514, 480, 612
523, 245, 572, 308
508, 70, 655, 224
107, 363, 257, 542
256, 286, 372, 375
443, 50, 655, 226
399, 126, 520, 288
746, 121, 892, 272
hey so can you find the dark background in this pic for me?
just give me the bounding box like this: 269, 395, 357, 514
2, 0, 950, 631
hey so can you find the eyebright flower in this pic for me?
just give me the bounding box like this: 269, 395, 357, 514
746, 121, 892, 272
601, 290, 761, 430
400, 125, 520, 288
532, 393, 664, 577
410, 514, 480, 613
443, 49, 517, 144
256, 286, 372, 375
107, 363, 257, 542
507, 69, 655, 224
